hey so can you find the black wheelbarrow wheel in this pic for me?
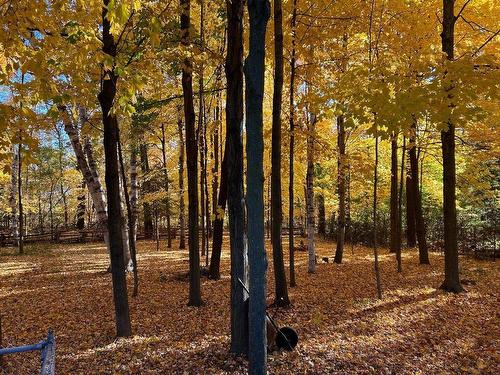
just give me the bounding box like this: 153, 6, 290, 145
276, 326, 298, 351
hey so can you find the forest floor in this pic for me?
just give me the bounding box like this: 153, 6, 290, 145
0, 238, 498, 375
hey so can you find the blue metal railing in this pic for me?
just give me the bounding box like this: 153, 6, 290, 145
0, 330, 55, 375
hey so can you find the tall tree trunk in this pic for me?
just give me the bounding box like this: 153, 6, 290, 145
226, 0, 249, 353
38, 190, 43, 233
397, 136, 406, 272
60, 107, 110, 254
405, 151, 416, 247
98, 0, 132, 337
440, 0, 462, 292
390, 133, 399, 254
288, 0, 297, 288
203, 132, 210, 263
139, 143, 154, 239
119, 163, 131, 268
180, 0, 202, 306
208, 16, 229, 280
373, 133, 382, 299
198, 10, 207, 260
17, 143, 24, 255
118, 137, 138, 295
76, 178, 86, 230
130, 147, 139, 244
208, 144, 228, 279
409, 123, 430, 264
49, 182, 55, 239
348, 162, 354, 253
160, 123, 172, 249
55, 125, 69, 229
271, 0, 290, 307
306, 115, 316, 273
130, 147, 139, 295
177, 107, 187, 250
211, 97, 220, 233
317, 194, 326, 237
334, 115, 346, 263
9, 146, 19, 246
245, 0, 270, 372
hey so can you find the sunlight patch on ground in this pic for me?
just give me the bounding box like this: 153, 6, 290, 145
0, 261, 38, 276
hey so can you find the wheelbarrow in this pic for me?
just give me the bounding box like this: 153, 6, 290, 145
238, 278, 298, 351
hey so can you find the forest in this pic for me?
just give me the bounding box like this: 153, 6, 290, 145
0, 0, 498, 374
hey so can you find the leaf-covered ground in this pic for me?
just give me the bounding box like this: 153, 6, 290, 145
0, 238, 498, 374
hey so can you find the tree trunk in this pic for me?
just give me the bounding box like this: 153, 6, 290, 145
130, 147, 139, 244
211, 96, 220, 234
17, 143, 24, 255
55, 125, 69, 229
139, 143, 154, 239
177, 107, 187, 250
440, 0, 462, 293
288, 0, 297, 288
198, 0, 206, 260
98, 0, 131, 337
180, 0, 202, 306
245, 0, 270, 372
208, 144, 228, 279
225, 0, 249, 353
76, 178, 86, 230
334, 115, 346, 263
119, 163, 131, 268
397, 136, 406, 272
405, 150, 416, 247
118, 137, 138, 295
271, 0, 290, 307
160, 123, 172, 249
49, 182, 55, 239
317, 195, 326, 237
390, 134, 399, 254
9, 146, 19, 246
130, 147, 139, 295
373, 134, 382, 299
409, 123, 430, 264
306, 114, 316, 273
348, 162, 354, 253
60, 107, 110, 254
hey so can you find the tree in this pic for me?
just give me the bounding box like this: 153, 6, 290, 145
306, 113, 316, 274
245, 0, 270, 373
440, 0, 463, 293
397, 136, 406, 272
288, 56, 296, 281
408, 123, 430, 264
9, 146, 19, 247
139, 143, 154, 239
372, 133, 382, 299
17, 142, 24, 255
405, 158, 417, 247
271, 0, 290, 307
160, 123, 172, 249
334, 114, 346, 263
60, 107, 111, 256
208, 148, 228, 279
225, 0, 249, 354
389, 133, 399, 255
177, 107, 187, 250
118, 137, 139, 296
180, 0, 203, 306
97, 0, 131, 337
317, 194, 326, 237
